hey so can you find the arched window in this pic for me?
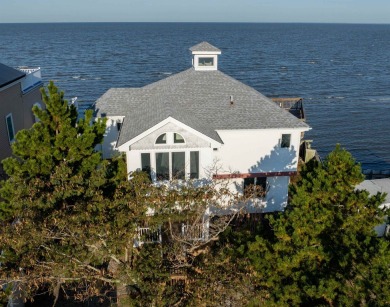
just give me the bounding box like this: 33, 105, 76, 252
155, 133, 167, 144
174, 133, 185, 144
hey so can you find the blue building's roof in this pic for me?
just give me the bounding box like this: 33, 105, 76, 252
0, 63, 25, 89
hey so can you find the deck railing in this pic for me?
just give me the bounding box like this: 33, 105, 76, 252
181, 223, 206, 241
271, 97, 305, 121
18, 67, 40, 74
17, 67, 42, 93
134, 226, 162, 247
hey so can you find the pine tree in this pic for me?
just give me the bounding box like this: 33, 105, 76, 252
0, 82, 149, 303
0, 82, 238, 305
247, 145, 390, 305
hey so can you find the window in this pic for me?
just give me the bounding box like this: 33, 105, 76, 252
174, 133, 185, 144
141, 153, 151, 180
153, 151, 199, 181
156, 152, 169, 180
281, 134, 291, 148
172, 152, 185, 179
5, 113, 15, 143
190, 151, 199, 179
198, 57, 214, 66
243, 177, 267, 198
156, 133, 167, 144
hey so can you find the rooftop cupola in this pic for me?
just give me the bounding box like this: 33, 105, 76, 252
190, 42, 221, 71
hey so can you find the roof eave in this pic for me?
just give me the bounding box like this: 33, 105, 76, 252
191, 51, 222, 55
0, 74, 25, 89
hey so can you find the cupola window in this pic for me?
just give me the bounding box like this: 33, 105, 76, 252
156, 133, 167, 144
198, 57, 214, 66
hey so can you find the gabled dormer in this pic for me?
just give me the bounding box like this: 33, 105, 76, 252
190, 42, 221, 71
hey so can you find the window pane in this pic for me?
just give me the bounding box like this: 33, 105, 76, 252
255, 177, 267, 197
243, 177, 255, 197
141, 153, 151, 180
156, 153, 169, 180
190, 151, 199, 179
244, 177, 266, 198
174, 133, 185, 143
116, 122, 122, 132
281, 134, 291, 148
6, 114, 15, 142
156, 133, 167, 144
172, 152, 185, 180
198, 57, 214, 66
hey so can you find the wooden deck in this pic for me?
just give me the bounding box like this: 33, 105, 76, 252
271, 97, 305, 121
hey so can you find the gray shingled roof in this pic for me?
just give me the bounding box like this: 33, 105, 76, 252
96, 67, 309, 147
0, 63, 25, 89
356, 178, 390, 205
189, 42, 221, 53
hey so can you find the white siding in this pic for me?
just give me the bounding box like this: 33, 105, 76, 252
102, 119, 305, 213
215, 129, 301, 173
131, 122, 210, 150
101, 116, 124, 159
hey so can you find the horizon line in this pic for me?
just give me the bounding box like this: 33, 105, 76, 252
0, 21, 389, 26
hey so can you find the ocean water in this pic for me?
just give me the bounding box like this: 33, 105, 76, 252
0, 22, 389, 171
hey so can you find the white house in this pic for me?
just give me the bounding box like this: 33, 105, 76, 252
356, 178, 390, 236
95, 42, 311, 213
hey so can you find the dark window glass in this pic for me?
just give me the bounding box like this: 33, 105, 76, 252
172, 152, 185, 180
244, 177, 267, 198
190, 151, 199, 179
6, 114, 15, 142
281, 134, 291, 148
174, 133, 185, 143
156, 152, 169, 180
156, 133, 167, 144
256, 177, 267, 195
198, 57, 214, 66
141, 153, 151, 180
116, 122, 122, 132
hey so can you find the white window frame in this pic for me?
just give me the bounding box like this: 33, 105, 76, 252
156, 151, 186, 181
155, 132, 186, 145
141, 150, 200, 181
155, 133, 167, 145
5, 113, 15, 143
193, 54, 218, 71
243, 177, 268, 199
173, 133, 185, 144
280, 134, 291, 148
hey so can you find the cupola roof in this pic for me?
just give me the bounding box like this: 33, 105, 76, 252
189, 42, 221, 53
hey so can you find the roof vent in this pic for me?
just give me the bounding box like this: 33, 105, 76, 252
230, 95, 234, 105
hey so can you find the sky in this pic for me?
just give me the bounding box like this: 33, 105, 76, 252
0, 0, 389, 24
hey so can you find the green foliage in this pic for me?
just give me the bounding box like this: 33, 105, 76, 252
2, 93, 387, 307
125, 244, 169, 306
0, 81, 227, 304
247, 145, 390, 305
0, 82, 148, 302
